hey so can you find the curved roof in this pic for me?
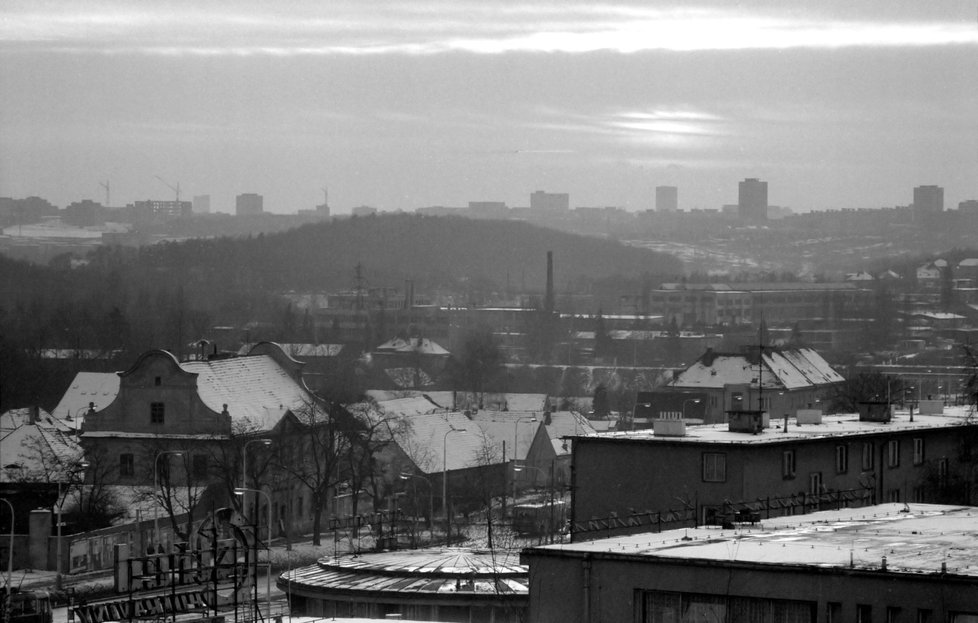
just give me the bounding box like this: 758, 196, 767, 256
281, 548, 528, 599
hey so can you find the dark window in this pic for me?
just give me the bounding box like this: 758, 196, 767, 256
857, 604, 872, 623
150, 402, 165, 424
835, 445, 848, 473
887, 439, 900, 468
887, 606, 902, 623
702, 453, 726, 482
119, 453, 134, 477
862, 442, 875, 471
809, 472, 822, 495
913, 438, 924, 465
154, 376, 162, 386
782, 450, 796, 479
827, 602, 843, 623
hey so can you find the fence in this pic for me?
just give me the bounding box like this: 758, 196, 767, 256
571, 487, 875, 539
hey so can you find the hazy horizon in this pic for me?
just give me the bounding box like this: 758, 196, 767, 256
2, 1, 977, 214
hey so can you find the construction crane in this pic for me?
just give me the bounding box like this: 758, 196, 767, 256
99, 180, 110, 207
154, 175, 181, 203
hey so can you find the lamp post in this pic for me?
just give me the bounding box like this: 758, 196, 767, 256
442, 427, 465, 547
400, 472, 434, 543
55, 460, 89, 590
241, 438, 272, 524
153, 451, 183, 548
235, 487, 272, 621
2, 497, 13, 623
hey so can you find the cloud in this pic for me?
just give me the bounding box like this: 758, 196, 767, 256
3, 2, 977, 55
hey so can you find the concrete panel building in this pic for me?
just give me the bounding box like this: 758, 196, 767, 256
235, 193, 263, 216
737, 178, 768, 221
655, 186, 678, 212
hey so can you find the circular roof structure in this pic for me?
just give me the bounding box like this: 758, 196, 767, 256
280, 547, 529, 603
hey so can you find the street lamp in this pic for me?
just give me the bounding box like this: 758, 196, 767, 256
154, 451, 183, 547
241, 438, 272, 524
399, 472, 434, 543
55, 460, 89, 590
2, 497, 13, 622
234, 487, 272, 621
442, 427, 466, 547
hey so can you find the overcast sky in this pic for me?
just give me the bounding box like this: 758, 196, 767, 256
2, 1, 977, 214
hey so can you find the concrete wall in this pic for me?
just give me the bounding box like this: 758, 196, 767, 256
525, 550, 978, 623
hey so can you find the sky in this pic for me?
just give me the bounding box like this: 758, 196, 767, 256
2, 1, 977, 214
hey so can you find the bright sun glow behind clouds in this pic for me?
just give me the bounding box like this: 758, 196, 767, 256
3, 2, 978, 54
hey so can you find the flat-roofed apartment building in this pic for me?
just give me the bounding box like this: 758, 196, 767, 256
524, 503, 978, 623
569, 406, 978, 542
647, 282, 873, 328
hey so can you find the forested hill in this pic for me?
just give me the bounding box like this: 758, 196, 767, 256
135, 213, 683, 292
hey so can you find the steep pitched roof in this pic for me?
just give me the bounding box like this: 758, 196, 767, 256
181, 355, 316, 431
391, 412, 491, 474
670, 348, 843, 391
51, 372, 121, 425
0, 408, 82, 482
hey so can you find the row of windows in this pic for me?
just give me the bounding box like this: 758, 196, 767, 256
119, 453, 210, 479
702, 437, 942, 485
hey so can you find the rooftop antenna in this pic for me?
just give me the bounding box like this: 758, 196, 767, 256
154, 175, 181, 203
99, 180, 110, 207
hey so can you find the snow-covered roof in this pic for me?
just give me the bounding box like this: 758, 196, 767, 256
588, 408, 974, 446
0, 408, 82, 482
52, 372, 121, 425
375, 337, 449, 356
181, 355, 315, 431
392, 412, 494, 474
375, 395, 445, 417
238, 342, 344, 358
532, 504, 978, 577
670, 348, 843, 391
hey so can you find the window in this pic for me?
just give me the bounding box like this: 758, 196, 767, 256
913, 438, 924, 465
702, 453, 726, 482
857, 604, 872, 623
862, 442, 875, 471
782, 450, 796, 479
887, 439, 900, 468
888, 488, 901, 502
809, 472, 823, 495
827, 602, 843, 623
642, 590, 815, 623
154, 376, 162, 386
119, 453, 134, 477
916, 609, 932, 623
192, 454, 208, 479
912, 485, 926, 502
938, 458, 949, 486
887, 606, 902, 623
150, 402, 165, 424
835, 445, 848, 474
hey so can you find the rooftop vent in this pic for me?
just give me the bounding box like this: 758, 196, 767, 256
796, 409, 823, 425
728, 410, 765, 434
857, 401, 891, 423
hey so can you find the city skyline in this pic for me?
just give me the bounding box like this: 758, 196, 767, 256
2, 1, 977, 214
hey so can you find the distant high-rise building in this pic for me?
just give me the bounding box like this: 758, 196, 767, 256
193, 194, 211, 214
352, 205, 378, 217
316, 202, 330, 218
655, 186, 678, 212
235, 193, 263, 216
959, 199, 978, 214
738, 178, 768, 221
530, 190, 569, 211
913, 185, 943, 223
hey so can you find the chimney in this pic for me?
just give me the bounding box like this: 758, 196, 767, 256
30, 405, 40, 424
544, 251, 555, 313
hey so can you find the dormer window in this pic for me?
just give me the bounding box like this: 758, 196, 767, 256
150, 402, 165, 424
